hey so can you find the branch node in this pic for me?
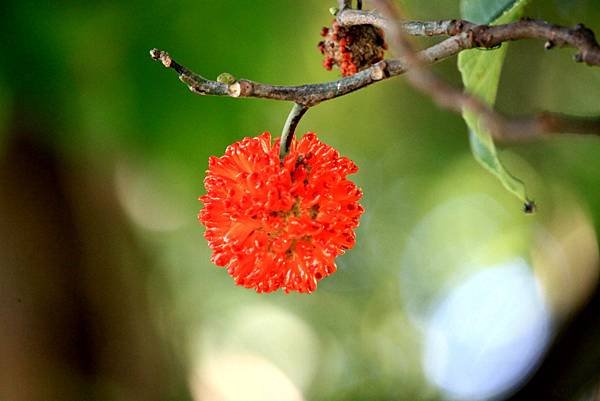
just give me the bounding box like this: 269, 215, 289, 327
227, 82, 242, 97
470, 25, 494, 48
227, 80, 252, 97
544, 40, 555, 50
573, 53, 584, 63
370, 60, 389, 80
149, 48, 160, 60
149, 48, 172, 68
448, 19, 464, 36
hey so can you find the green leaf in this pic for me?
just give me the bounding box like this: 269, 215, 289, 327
458, 0, 532, 206
461, 0, 519, 24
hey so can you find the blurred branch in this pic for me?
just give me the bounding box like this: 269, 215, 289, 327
150, 11, 600, 139
368, 0, 600, 141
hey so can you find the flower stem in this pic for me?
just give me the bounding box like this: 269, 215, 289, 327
279, 103, 309, 162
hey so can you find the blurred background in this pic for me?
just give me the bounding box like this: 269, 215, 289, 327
1, 1, 600, 400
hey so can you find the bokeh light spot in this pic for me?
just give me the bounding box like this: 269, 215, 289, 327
423, 259, 551, 401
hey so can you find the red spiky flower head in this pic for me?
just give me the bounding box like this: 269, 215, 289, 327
199, 132, 363, 293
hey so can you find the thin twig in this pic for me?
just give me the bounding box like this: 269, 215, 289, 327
337, 10, 457, 36
280, 103, 309, 162
503, 113, 600, 140
150, 48, 393, 106
338, 0, 352, 11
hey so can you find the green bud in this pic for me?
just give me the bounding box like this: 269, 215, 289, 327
217, 72, 236, 85
329, 7, 339, 16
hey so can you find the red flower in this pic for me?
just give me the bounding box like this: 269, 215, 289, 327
199, 132, 364, 293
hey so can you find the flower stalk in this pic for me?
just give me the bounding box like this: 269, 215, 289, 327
279, 103, 309, 163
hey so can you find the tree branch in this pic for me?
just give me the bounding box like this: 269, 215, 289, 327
368, 0, 600, 142
149, 15, 600, 139
337, 12, 600, 66
150, 48, 392, 106
464, 19, 600, 66
337, 10, 457, 36
484, 110, 600, 142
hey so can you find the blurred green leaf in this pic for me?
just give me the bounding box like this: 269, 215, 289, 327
461, 0, 518, 24
458, 0, 530, 205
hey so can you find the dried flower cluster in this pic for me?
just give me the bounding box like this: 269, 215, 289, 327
318, 20, 387, 76
199, 132, 364, 293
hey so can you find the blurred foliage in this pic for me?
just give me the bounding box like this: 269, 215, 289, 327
461, 0, 521, 23
1, 1, 600, 401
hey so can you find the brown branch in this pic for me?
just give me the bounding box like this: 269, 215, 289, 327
538, 113, 600, 137
456, 19, 600, 66
492, 110, 600, 141
337, 10, 457, 36
367, 0, 600, 142
149, 14, 600, 138
150, 48, 396, 106
337, 12, 600, 67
